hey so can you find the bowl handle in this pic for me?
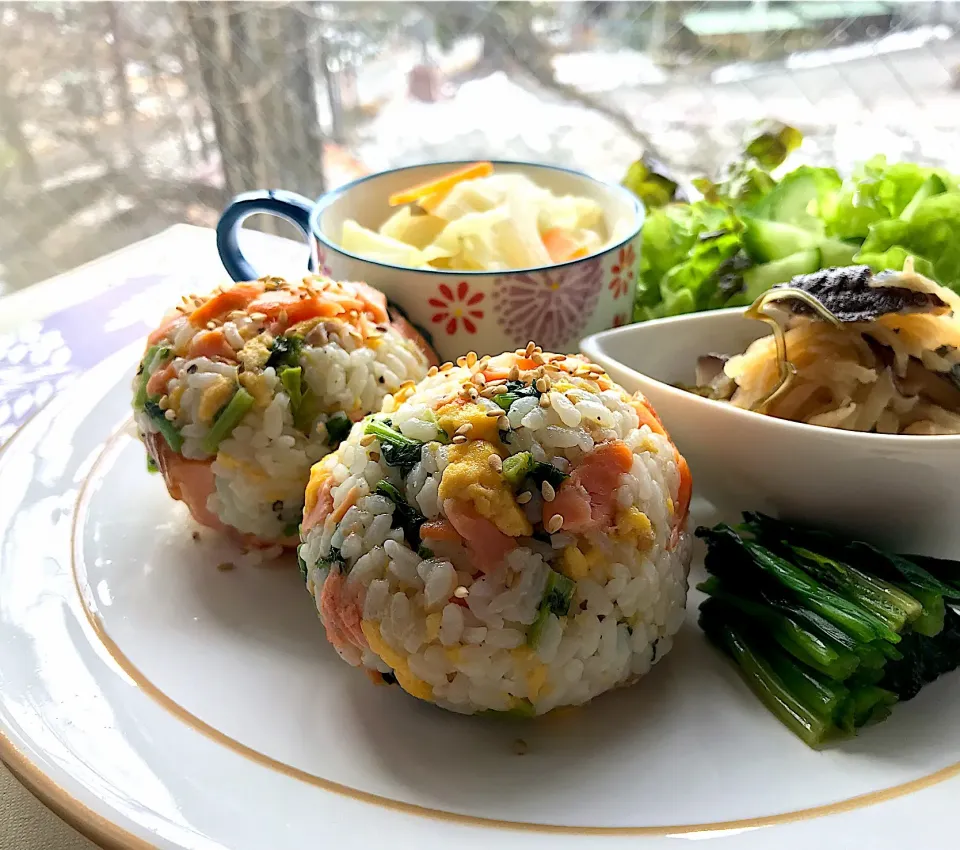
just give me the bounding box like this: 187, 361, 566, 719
216, 190, 316, 282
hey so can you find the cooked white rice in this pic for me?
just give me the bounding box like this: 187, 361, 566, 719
300, 347, 692, 715
133, 276, 433, 545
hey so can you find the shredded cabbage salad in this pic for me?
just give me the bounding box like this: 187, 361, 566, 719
339, 163, 616, 271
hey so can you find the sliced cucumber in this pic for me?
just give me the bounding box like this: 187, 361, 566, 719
736, 249, 822, 305
818, 238, 859, 267
900, 174, 948, 222
742, 217, 818, 263
750, 166, 841, 232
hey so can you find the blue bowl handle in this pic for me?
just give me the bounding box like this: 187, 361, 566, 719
216, 190, 317, 282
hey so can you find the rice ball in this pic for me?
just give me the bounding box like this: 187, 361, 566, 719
133, 275, 436, 547
299, 347, 693, 715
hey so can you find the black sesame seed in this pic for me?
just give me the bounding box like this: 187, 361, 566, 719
378, 376, 385, 384
187, 364, 198, 374
382, 671, 397, 685
272, 500, 283, 512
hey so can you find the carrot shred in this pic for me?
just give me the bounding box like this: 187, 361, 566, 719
389, 162, 494, 207
417, 190, 448, 214
541, 227, 587, 264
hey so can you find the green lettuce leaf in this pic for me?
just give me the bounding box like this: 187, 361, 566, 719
636, 202, 728, 309
855, 193, 960, 289
826, 156, 957, 241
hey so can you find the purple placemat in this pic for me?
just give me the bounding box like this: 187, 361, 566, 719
0, 273, 174, 445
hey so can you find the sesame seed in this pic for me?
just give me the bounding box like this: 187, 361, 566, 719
360, 434, 376, 446
206, 321, 216, 330
546, 514, 564, 533
525, 341, 536, 356
487, 454, 503, 472
455, 423, 472, 436
541, 481, 556, 502
486, 408, 503, 417
427, 366, 439, 377
535, 377, 549, 393
516, 491, 532, 504
539, 394, 551, 408
498, 415, 509, 430
456, 356, 467, 368
452, 435, 468, 444
454, 586, 469, 599
531, 353, 545, 365
164, 409, 176, 421
441, 361, 453, 372
468, 388, 479, 400
192, 531, 201, 541
158, 396, 169, 410
508, 365, 520, 381
466, 351, 478, 367
474, 372, 486, 386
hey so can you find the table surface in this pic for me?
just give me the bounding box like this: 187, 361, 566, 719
0, 224, 310, 850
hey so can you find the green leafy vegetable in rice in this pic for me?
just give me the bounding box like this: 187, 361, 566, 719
325, 411, 352, 445
501, 451, 569, 490
364, 418, 424, 477
493, 380, 541, 412
375, 479, 425, 548
201, 387, 255, 455
144, 400, 183, 452
266, 334, 305, 370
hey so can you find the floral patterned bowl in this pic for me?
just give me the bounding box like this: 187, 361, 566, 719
216, 161, 644, 361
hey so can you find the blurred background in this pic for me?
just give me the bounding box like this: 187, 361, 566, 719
2, 0, 960, 296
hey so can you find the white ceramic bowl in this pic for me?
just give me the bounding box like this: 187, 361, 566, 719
216, 161, 644, 362
581, 308, 960, 557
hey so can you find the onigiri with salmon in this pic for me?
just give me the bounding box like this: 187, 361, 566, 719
299, 345, 692, 715
133, 275, 435, 548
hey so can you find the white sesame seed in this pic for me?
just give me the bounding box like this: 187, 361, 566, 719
487, 454, 503, 472
452, 435, 468, 444
454, 586, 469, 599
541, 481, 556, 502
516, 491, 532, 505
546, 514, 563, 533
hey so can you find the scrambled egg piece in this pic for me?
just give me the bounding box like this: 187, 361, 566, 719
509, 648, 550, 700
616, 507, 655, 551
239, 371, 273, 407
237, 334, 273, 373
438, 440, 532, 537
560, 545, 590, 581
361, 620, 434, 702
560, 542, 610, 582
198, 375, 235, 424
436, 401, 501, 443
527, 664, 549, 700
304, 465, 331, 520
167, 383, 185, 415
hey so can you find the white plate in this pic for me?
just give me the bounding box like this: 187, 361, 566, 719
2, 345, 959, 850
